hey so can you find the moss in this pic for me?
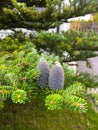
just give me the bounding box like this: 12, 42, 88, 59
0, 100, 98, 130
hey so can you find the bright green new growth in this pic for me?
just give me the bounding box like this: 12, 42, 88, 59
63, 95, 88, 113
63, 82, 88, 113
45, 81, 88, 113
37, 58, 50, 88
11, 89, 27, 104
49, 61, 64, 90
45, 94, 63, 110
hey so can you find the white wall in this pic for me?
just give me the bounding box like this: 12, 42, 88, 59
48, 23, 70, 33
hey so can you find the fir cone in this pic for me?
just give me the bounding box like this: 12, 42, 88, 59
49, 62, 64, 90
37, 58, 50, 88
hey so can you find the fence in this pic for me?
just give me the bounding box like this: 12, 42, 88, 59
70, 21, 98, 32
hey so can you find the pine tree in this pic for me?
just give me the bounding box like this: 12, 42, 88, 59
0, 0, 98, 62
0, 0, 98, 30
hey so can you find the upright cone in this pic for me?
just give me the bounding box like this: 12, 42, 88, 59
37, 58, 50, 88
49, 62, 64, 90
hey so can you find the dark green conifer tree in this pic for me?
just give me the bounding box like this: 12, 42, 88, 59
0, 0, 98, 62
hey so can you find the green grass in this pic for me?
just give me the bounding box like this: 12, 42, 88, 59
0, 100, 98, 130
